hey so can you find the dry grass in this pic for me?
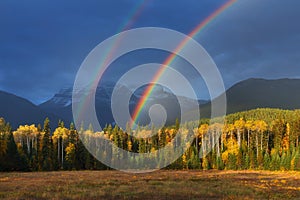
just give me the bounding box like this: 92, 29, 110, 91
1, 170, 300, 199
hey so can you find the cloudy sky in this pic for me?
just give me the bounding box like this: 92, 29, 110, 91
0, 0, 299, 104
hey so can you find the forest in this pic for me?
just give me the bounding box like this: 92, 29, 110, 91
1, 108, 300, 171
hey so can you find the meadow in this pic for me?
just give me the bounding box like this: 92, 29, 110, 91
1, 170, 300, 199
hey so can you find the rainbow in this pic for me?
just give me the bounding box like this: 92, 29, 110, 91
74, 0, 150, 126
89, 0, 150, 90
130, 0, 237, 128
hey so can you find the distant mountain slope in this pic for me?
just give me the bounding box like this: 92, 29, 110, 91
39, 88, 73, 123
39, 83, 205, 127
3, 78, 300, 129
0, 91, 60, 129
199, 78, 300, 118
225, 78, 300, 112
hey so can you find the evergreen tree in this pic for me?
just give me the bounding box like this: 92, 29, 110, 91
263, 152, 271, 170
187, 147, 200, 169
41, 118, 52, 171
159, 127, 166, 148
2, 131, 28, 171
75, 139, 88, 170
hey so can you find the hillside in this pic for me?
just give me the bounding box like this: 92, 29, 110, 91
0, 91, 60, 129
225, 78, 300, 112
199, 78, 300, 118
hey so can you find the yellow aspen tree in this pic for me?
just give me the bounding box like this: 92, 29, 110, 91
53, 127, 70, 167
13, 125, 38, 155
234, 118, 245, 148
283, 123, 290, 151
199, 124, 209, 158
245, 120, 255, 151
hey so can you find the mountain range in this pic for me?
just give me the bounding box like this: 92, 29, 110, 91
1, 78, 300, 129
40, 82, 205, 128
0, 91, 60, 129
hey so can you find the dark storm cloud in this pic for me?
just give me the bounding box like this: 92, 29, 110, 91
199, 0, 300, 88
0, 0, 141, 103
0, 0, 227, 103
0, 0, 299, 103
133, 0, 228, 32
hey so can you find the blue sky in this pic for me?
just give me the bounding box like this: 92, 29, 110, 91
0, 0, 300, 104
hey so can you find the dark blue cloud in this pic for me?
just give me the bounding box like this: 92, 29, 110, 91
0, 0, 299, 103
199, 0, 300, 88
0, 0, 141, 103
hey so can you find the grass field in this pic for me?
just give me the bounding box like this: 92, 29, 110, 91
1, 170, 300, 199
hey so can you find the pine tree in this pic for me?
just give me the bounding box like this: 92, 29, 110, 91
202, 156, 210, 170
0, 118, 7, 162
41, 118, 52, 171
75, 139, 88, 170
65, 143, 76, 170
3, 131, 28, 171
236, 149, 243, 170
263, 152, 271, 170
244, 153, 250, 169
227, 153, 237, 170
159, 127, 166, 148
293, 149, 300, 170
187, 147, 200, 169
270, 149, 280, 170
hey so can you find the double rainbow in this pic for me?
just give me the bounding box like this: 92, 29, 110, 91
74, 0, 237, 130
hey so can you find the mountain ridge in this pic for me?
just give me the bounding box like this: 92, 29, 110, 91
198, 78, 300, 118
39, 83, 203, 127
0, 90, 60, 129
1, 78, 300, 128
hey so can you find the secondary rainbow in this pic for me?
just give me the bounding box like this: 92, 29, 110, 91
130, 0, 237, 128
74, 0, 150, 126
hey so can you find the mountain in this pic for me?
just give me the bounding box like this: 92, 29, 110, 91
4, 78, 299, 129
40, 78, 300, 125
39, 87, 73, 123
39, 82, 204, 127
226, 78, 300, 112
199, 78, 300, 118
0, 91, 60, 129
39, 82, 127, 127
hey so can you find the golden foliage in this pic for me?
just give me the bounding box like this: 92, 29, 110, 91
222, 138, 239, 163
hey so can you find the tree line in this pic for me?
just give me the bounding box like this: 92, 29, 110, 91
0, 108, 300, 171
